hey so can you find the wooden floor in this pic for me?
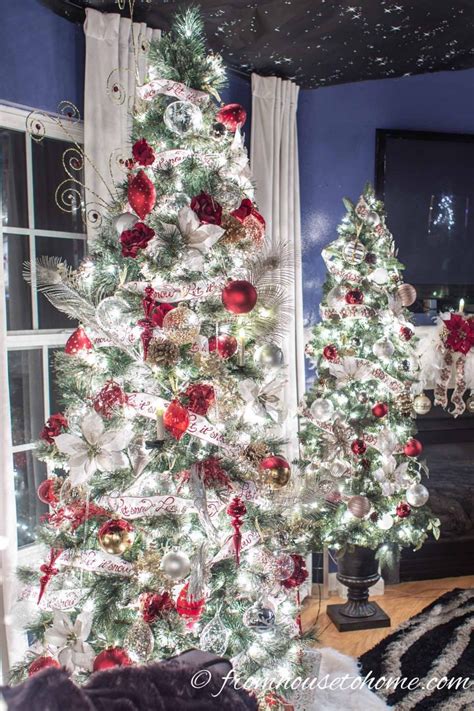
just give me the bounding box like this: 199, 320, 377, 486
301, 575, 474, 658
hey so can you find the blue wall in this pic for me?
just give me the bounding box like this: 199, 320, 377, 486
298, 68, 474, 329
0, 0, 85, 114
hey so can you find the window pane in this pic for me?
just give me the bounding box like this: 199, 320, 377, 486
32, 137, 85, 233
3, 233, 32, 330
8, 349, 44, 446
36, 235, 85, 328
48, 347, 63, 414
13, 451, 47, 548
0, 129, 28, 228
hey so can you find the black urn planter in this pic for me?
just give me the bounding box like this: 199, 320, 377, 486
326, 545, 391, 632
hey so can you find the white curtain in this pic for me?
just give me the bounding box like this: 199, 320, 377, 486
250, 75, 305, 459
84, 8, 161, 239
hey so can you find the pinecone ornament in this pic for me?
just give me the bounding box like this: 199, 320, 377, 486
398, 392, 413, 417
243, 441, 268, 466
147, 339, 180, 366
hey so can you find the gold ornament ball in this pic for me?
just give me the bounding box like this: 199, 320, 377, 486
466, 394, 474, 413
413, 393, 432, 415
398, 283, 417, 307
343, 241, 366, 265
347, 495, 371, 518
260, 455, 291, 489
162, 304, 200, 345
98, 522, 135, 556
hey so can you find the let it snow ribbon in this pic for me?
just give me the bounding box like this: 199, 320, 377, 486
124, 277, 226, 303
21, 585, 89, 611
97, 493, 224, 520
137, 79, 208, 104
58, 549, 134, 577
320, 304, 377, 321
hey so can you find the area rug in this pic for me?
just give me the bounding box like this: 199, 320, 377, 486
359, 588, 474, 710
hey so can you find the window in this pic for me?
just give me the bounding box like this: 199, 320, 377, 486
1, 105, 86, 549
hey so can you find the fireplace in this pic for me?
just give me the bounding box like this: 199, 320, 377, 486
400, 391, 474, 581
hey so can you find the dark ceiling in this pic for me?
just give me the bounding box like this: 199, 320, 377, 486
42, 0, 474, 89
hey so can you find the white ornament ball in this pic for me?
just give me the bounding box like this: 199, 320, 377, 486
370, 267, 389, 285
413, 393, 432, 415
310, 398, 335, 422
373, 337, 395, 359
343, 241, 366, 265
377, 512, 394, 530
406, 483, 429, 508
96, 296, 132, 335
254, 344, 284, 368
163, 100, 203, 135
161, 551, 191, 581
366, 210, 381, 227
112, 212, 138, 235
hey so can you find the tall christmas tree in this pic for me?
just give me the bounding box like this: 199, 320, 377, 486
13, 10, 315, 691
300, 186, 439, 558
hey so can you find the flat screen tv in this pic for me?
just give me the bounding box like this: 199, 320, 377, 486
375, 129, 474, 314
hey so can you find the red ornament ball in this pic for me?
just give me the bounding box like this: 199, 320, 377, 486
163, 399, 190, 440
184, 383, 215, 416
345, 289, 364, 305
404, 438, 423, 457
93, 647, 132, 672
208, 334, 238, 359
259, 455, 291, 488
37, 478, 59, 506
351, 439, 367, 456
323, 344, 339, 362
176, 582, 205, 622
127, 169, 156, 220
400, 326, 414, 341
372, 402, 389, 418
28, 656, 60, 676
216, 103, 247, 132
281, 554, 308, 590
222, 280, 258, 314
396, 502, 411, 518
65, 326, 93, 355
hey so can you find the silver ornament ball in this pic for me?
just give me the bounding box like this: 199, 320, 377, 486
373, 337, 395, 359
406, 483, 429, 508
161, 551, 191, 581
254, 343, 284, 368
163, 100, 203, 135
310, 398, 335, 422
243, 601, 276, 633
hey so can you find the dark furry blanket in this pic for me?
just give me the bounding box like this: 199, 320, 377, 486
0, 650, 258, 711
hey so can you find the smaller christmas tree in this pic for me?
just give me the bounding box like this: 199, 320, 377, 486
300, 185, 439, 558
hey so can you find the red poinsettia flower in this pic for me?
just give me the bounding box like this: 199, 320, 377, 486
190, 191, 222, 226
120, 222, 155, 258
444, 314, 474, 355
141, 591, 175, 623
40, 413, 68, 444
132, 138, 155, 167
150, 302, 175, 328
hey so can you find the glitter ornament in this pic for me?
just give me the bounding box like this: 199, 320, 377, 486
184, 383, 215, 415
310, 398, 334, 422
373, 337, 394, 358
260, 455, 291, 489
398, 283, 417, 307
98, 520, 135, 556
124, 618, 154, 662
200, 609, 231, 656
396, 502, 411, 518
343, 241, 366, 264
161, 551, 191, 581
413, 393, 432, 415
281, 554, 308, 589
65, 326, 93, 355
96, 296, 131, 335
176, 583, 205, 622
216, 103, 247, 131
400, 326, 414, 341
220, 213, 247, 245
345, 289, 364, 305
254, 343, 284, 368
93, 647, 132, 672
163, 399, 190, 440
28, 656, 60, 676
351, 439, 367, 456
404, 438, 423, 457
323, 344, 339, 362
112, 212, 138, 235
347, 495, 371, 518
243, 600, 276, 633
92, 380, 128, 419
163, 100, 203, 135
270, 552, 295, 581
162, 304, 200, 345
406, 483, 429, 508
372, 402, 388, 418
222, 279, 258, 314
377, 512, 394, 530
128, 169, 156, 220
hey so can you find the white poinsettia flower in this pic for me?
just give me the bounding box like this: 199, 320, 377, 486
375, 428, 399, 456
238, 376, 286, 424
54, 411, 133, 486
374, 458, 410, 496
177, 206, 224, 269
328, 357, 371, 388
44, 611, 95, 673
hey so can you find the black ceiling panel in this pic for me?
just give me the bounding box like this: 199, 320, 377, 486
41, 0, 474, 89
